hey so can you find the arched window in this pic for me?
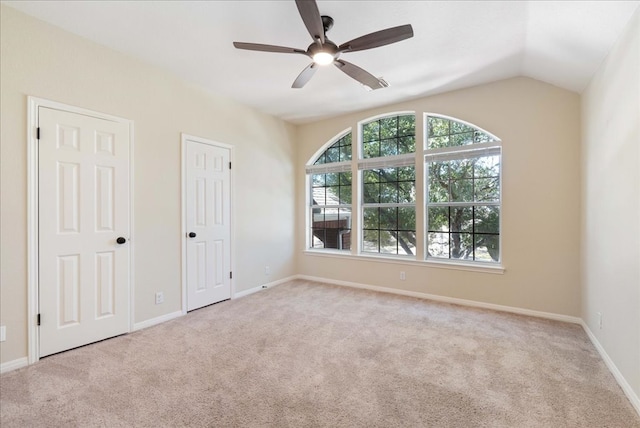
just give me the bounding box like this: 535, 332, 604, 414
360, 114, 416, 255
305, 113, 502, 266
306, 132, 352, 250
425, 114, 501, 262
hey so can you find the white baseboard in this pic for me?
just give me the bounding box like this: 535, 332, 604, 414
0, 357, 28, 374
297, 275, 582, 324
133, 310, 183, 332
233, 275, 297, 299
581, 321, 640, 416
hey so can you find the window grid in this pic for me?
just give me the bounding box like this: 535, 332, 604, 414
425, 115, 501, 263
314, 133, 352, 165
305, 113, 501, 266
361, 113, 416, 256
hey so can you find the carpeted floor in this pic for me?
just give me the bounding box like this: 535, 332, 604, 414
1, 279, 639, 427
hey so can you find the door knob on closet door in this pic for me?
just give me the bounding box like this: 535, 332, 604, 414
188, 232, 196, 238
116, 237, 127, 244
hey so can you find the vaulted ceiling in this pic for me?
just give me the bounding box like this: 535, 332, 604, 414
4, 1, 639, 123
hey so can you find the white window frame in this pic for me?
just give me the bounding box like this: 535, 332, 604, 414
302, 112, 504, 274
424, 113, 503, 265
305, 129, 353, 252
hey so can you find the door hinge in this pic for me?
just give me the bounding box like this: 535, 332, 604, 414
229, 271, 233, 279
37, 313, 41, 326
36, 127, 40, 140
228, 161, 232, 170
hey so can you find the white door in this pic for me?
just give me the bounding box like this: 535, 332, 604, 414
185, 139, 232, 311
38, 107, 130, 357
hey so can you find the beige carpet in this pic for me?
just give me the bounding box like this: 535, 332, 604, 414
1, 280, 639, 427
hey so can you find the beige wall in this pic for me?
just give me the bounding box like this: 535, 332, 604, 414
581, 9, 640, 401
296, 77, 582, 317
0, 6, 296, 364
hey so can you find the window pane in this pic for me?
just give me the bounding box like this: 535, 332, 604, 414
314, 133, 352, 165
339, 185, 352, 204
451, 121, 474, 134
475, 177, 500, 202
451, 132, 474, 146
340, 172, 352, 185
398, 166, 415, 181
380, 117, 398, 139
428, 136, 450, 149
450, 232, 473, 260
474, 130, 497, 143
310, 207, 351, 250
363, 170, 379, 183
379, 182, 398, 203
326, 147, 339, 163
398, 181, 415, 203
398, 207, 415, 231
449, 207, 473, 233
398, 136, 415, 155
428, 207, 449, 232
397, 231, 416, 255
311, 228, 326, 249
428, 117, 450, 137
450, 178, 474, 202
428, 232, 449, 258
340, 143, 352, 162
363, 121, 379, 143
380, 138, 398, 156
398, 115, 415, 137
428, 164, 449, 203
363, 183, 379, 203
362, 115, 415, 158
312, 187, 327, 205
312, 174, 325, 187
427, 116, 497, 148
475, 234, 499, 261
379, 230, 397, 254
474, 206, 499, 234
474, 155, 500, 178
363, 140, 380, 158
363, 208, 379, 229
379, 207, 397, 230
363, 229, 379, 253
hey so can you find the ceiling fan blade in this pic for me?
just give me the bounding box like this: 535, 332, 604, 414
292, 63, 318, 88
334, 60, 386, 90
295, 0, 325, 43
338, 24, 414, 53
233, 42, 307, 55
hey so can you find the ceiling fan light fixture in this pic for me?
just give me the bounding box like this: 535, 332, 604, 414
313, 51, 334, 66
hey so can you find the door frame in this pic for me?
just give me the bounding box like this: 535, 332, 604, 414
180, 133, 235, 314
27, 96, 135, 364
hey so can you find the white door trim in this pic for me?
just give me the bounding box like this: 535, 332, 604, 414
27, 96, 135, 364
180, 133, 235, 314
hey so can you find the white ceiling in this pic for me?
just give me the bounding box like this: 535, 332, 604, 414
4, 1, 639, 124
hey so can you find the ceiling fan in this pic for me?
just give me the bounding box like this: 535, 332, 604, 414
233, 0, 414, 90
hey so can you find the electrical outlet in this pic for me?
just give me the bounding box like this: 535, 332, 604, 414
265, 266, 270, 276
400, 271, 406, 281
155, 292, 164, 305
0, 326, 6, 342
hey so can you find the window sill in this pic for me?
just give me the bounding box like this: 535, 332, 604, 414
302, 250, 505, 274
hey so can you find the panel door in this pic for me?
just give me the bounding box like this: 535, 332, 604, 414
38, 107, 130, 357
185, 140, 231, 311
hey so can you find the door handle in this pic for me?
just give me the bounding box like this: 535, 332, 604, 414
116, 237, 127, 244
188, 232, 196, 238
